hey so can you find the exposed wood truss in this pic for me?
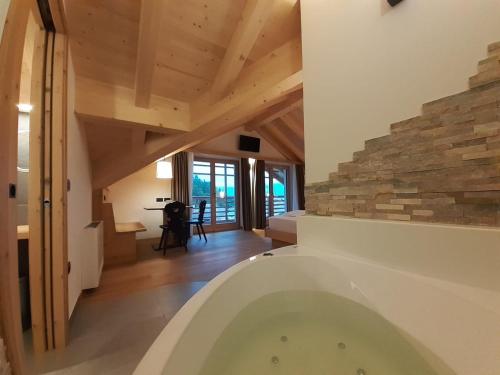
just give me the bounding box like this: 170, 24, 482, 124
65, 0, 301, 101
134, 0, 166, 107
91, 37, 303, 188
62, 0, 304, 188
210, 0, 275, 101
256, 114, 305, 163
244, 90, 303, 131
74, 77, 190, 133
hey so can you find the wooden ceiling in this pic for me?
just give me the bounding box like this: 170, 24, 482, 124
66, 0, 301, 101
63, 0, 304, 188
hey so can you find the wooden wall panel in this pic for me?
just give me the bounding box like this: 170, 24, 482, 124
42, 32, 54, 350
51, 32, 69, 349
0, 1, 31, 373
27, 25, 47, 354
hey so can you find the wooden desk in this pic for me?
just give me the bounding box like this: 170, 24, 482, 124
143, 206, 194, 210
17, 225, 29, 240
144, 206, 194, 225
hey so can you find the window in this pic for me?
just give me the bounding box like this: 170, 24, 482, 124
265, 165, 289, 218
192, 158, 239, 231
192, 160, 212, 224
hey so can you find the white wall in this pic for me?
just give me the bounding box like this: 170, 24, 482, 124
108, 162, 172, 240
301, 0, 500, 183
67, 50, 93, 316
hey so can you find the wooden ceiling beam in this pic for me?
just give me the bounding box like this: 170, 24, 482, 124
263, 120, 304, 162
280, 112, 304, 138
91, 38, 303, 188
134, 0, 166, 108
75, 76, 190, 134
244, 91, 303, 131
210, 0, 276, 101
192, 37, 302, 122
92, 70, 302, 189
256, 126, 300, 163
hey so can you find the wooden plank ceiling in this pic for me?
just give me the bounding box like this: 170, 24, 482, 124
64, 0, 304, 188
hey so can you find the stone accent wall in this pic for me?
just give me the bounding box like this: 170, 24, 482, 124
305, 42, 500, 227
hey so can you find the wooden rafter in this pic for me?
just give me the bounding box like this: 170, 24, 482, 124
256, 126, 300, 163
75, 76, 190, 134
92, 69, 303, 188
280, 111, 304, 138
64, 0, 301, 102
134, 0, 165, 107
210, 0, 276, 100
265, 119, 304, 162
88, 34, 303, 188
244, 90, 303, 131
192, 38, 302, 126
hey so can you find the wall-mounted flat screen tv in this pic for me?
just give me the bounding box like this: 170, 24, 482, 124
239, 135, 260, 153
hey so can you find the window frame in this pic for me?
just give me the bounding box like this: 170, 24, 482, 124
264, 163, 291, 218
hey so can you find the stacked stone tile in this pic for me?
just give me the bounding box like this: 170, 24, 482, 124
305, 41, 500, 226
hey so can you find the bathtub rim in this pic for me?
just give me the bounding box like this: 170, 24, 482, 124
133, 245, 455, 375
133, 245, 304, 375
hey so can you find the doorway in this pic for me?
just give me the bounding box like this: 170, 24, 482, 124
265, 164, 291, 218
192, 158, 240, 232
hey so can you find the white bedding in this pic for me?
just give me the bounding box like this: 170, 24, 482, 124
268, 210, 305, 233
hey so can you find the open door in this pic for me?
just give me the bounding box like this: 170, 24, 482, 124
1, 2, 69, 374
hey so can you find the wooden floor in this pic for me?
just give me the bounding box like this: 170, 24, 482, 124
81, 229, 273, 303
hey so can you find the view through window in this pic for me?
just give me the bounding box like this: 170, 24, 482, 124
192, 159, 238, 230
265, 165, 289, 218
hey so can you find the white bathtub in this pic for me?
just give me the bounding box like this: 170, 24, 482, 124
135, 216, 500, 375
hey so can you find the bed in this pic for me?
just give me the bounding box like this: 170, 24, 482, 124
265, 210, 305, 246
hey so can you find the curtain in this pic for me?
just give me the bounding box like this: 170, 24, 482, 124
254, 160, 266, 229
295, 164, 305, 210
241, 158, 253, 231
171, 152, 190, 205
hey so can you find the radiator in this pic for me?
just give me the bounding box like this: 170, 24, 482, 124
82, 221, 104, 289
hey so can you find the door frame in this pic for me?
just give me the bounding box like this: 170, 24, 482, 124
265, 163, 292, 217
0, 3, 69, 373
0, 2, 32, 373
193, 156, 240, 233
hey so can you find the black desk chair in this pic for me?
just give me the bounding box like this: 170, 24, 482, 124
158, 201, 188, 255
187, 200, 207, 242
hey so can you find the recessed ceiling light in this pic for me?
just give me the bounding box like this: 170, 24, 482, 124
17, 103, 33, 113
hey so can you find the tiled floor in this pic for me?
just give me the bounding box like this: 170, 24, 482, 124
25, 282, 206, 374
24, 230, 273, 374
